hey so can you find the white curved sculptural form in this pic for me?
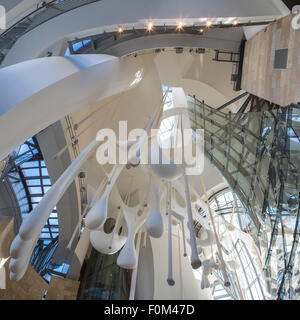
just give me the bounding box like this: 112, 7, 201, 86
85, 165, 125, 230
90, 218, 127, 255
86, 96, 163, 231
117, 197, 148, 269
149, 144, 182, 181
9, 139, 100, 281
145, 184, 164, 238
9, 236, 39, 281
169, 181, 210, 268
17, 139, 100, 242
89, 188, 128, 255
0, 55, 144, 162
171, 177, 232, 286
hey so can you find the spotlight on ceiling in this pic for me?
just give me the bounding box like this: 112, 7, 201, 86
196, 48, 205, 54
177, 21, 184, 30
147, 21, 154, 32
118, 26, 124, 33
206, 19, 212, 27
233, 19, 238, 26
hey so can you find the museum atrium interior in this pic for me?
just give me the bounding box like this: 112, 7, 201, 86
0, 0, 299, 300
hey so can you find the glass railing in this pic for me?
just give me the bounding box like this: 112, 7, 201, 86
0, 0, 102, 65
187, 95, 300, 300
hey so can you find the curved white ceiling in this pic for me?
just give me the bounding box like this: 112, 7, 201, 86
2, 0, 289, 67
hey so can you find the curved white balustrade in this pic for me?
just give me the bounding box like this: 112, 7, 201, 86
0, 54, 143, 161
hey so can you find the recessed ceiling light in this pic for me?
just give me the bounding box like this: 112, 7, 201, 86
206, 19, 212, 27
177, 21, 184, 30
147, 21, 154, 32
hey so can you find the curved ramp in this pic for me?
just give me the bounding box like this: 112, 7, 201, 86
0, 54, 143, 160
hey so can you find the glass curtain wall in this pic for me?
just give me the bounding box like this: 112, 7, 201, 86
187, 96, 300, 300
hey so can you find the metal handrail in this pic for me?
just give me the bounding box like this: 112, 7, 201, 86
0, 0, 102, 64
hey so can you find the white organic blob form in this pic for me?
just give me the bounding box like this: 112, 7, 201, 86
85, 165, 124, 230
149, 145, 182, 181
9, 270, 27, 282
9, 238, 37, 281
117, 203, 147, 269
85, 193, 109, 230
292, 11, 300, 30
90, 217, 127, 255
128, 155, 140, 168
9, 254, 30, 274
10, 235, 36, 259
145, 185, 164, 238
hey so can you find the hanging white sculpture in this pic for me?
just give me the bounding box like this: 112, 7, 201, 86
145, 184, 164, 238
